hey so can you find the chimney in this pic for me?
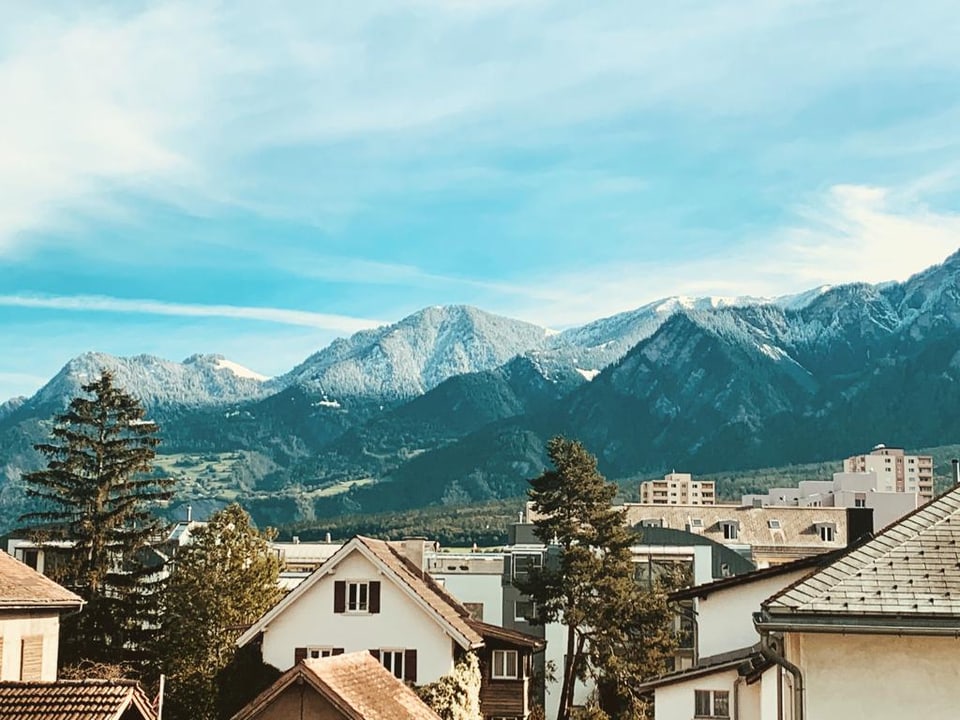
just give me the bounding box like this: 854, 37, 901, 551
186, 505, 192, 523
292, 536, 300, 544
325, 532, 332, 543
401, 537, 429, 575
952, 459, 959, 486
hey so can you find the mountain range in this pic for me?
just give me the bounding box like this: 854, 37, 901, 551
2, 251, 960, 531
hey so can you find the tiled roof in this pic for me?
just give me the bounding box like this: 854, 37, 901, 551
0, 551, 83, 609
764, 485, 960, 617
0, 680, 155, 720
633, 644, 770, 692
362, 537, 484, 647
468, 619, 546, 649
622, 503, 851, 550
231, 652, 441, 720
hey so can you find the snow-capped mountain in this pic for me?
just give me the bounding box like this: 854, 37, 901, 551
29, 352, 271, 410
281, 305, 554, 400
0, 396, 25, 422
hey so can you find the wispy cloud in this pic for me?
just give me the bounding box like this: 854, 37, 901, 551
0, 295, 385, 332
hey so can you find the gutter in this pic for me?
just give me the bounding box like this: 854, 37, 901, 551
755, 628, 804, 720
754, 611, 960, 637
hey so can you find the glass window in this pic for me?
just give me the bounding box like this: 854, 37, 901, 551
347, 581, 369, 612
492, 649, 519, 679
381, 649, 404, 679
512, 553, 543, 581
514, 600, 536, 622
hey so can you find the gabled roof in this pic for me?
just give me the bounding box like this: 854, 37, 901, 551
237, 535, 483, 649
0, 550, 83, 610
0, 679, 156, 720
230, 652, 441, 720
761, 485, 960, 624
469, 619, 545, 650
669, 548, 848, 602
633, 645, 771, 692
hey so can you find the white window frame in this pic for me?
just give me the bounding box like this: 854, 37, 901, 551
694, 689, 730, 718
817, 524, 836, 542
514, 599, 536, 622
347, 580, 369, 613
492, 649, 519, 679
720, 521, 738, 540
306, 646, 334, 659
380, 648, 404, 679
511, 553, 543, 581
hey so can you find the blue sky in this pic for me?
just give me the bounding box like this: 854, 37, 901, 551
3, 0, 960, 400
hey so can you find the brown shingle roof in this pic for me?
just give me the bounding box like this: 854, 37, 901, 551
0, 680, 155, 720
764, 485, 960, 617
231, 652, 441, 720
0, 551, 83, 609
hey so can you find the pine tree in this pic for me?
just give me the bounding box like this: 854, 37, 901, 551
160, 503, 282, 720
20, 370, 174, 674
518, 437, 676, 720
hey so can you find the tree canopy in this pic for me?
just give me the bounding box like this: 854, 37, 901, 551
519, 437, 676, 720
20, 370, 174, 674
159, 503, 282, 720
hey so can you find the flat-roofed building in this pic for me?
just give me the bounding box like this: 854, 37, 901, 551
843, 444, 933, 503
640, 472, 716, 506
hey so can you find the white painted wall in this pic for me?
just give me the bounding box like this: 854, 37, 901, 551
431, 572, 503, 627
0, 613, 61, 681
695, 570, 810, 659
791, 632, 960, 720
654, 668, 740, 720
260, 550, 456, 684
543, 621, 592, 720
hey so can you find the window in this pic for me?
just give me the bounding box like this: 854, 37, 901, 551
695, 690, 730, 718
720, 521, 738, 540
512, 553, 543, 582
514, 599, 536, 622
816, 523, 836, 542
306, 647, 334, 659
348, 581, 369, 612
464, 602, 484, 621
641, 518, 663, 528
381, 649, 404, 679
854, 493, 867, 508
492, 649, 519, 679
767, 519, 782, 530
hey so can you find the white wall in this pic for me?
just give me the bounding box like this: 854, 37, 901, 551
696, 570, 811, 659
654, 668, 740, 720
431, 572, 503, 627
0, 613, 61, 681
543, 621, 592, 719
260, 550, 456, 684
792, 632, 960, 720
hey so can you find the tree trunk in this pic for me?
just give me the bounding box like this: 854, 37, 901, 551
557, 623, 577, 720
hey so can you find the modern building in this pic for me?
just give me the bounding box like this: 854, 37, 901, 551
742, 471, 920, 531
843, 444, 934, 503
639, 472, 716, 505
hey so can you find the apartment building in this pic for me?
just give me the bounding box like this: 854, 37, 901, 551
843, 444, 934, 503
639, 472, 716, 505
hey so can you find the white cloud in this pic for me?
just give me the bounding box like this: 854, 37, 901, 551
0, 294, 385, 332
497, 184, 960, 328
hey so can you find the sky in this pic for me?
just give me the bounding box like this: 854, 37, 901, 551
2, 0, 960, 400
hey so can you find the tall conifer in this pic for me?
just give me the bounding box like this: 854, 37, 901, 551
20, 369, 174, 674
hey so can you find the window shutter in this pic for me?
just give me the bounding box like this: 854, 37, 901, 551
294, 647, 307, 665
369, 581, 381, 614
334, 581, 346, 613
20, 636, 43, 681
404, 649, 417, 683
332, 648, 344, 656
369, 649, 381, 660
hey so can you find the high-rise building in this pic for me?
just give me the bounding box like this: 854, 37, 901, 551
843, 444, 934, 503
639, 472, 716, 505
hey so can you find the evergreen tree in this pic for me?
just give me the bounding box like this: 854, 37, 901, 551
20, 370, 174, 674
160, 503, 282, 720
518, 437, 676, 720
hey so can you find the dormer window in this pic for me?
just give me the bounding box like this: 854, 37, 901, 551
687, 517, 704, 533
816, 523, 836, 542
641, 518, 663, 528
768, 519, 782, 530
720, 521, 739, 540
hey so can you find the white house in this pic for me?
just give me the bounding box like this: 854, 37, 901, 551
237, 535, 544, 720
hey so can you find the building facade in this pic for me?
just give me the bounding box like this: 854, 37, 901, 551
843, 444, 934, 503
639, 472, 716, 505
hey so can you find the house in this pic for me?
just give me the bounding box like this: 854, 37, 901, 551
237, 536, 544, 720
230, 652, 441, 720
754, 483, 960, 719
0, 678, 156, 720
0, 548, 83, 681
621, 503, 873, 567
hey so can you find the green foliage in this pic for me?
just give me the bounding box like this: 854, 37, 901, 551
159, 504, 282, 720
520, 437, 676, 720
416, 651, 482, 720
20, 370, 174, 676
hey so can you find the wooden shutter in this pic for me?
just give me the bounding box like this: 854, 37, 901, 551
20, 636, 43, 681
404, 649, 417, 683
368, 581, 381, 614
369, 649, 381, 660
334, 581, 346, 613
294, 647, 307, 665
332, 648, 344, 656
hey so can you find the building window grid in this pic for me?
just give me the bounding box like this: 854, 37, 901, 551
347, 581, 369, 612
695, 689, 730, 718
492, 649, 519, 679
380, 649, 404, 679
